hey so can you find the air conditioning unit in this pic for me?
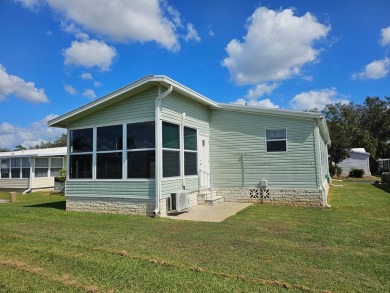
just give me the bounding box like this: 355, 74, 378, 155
168, 191, 190, 213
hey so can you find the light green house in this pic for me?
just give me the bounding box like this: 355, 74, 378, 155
49, 75, 331, 216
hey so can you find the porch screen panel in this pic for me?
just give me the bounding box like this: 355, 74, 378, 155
1, 159, 9, 178
11, 158, 20, 178
70, 128, 93, 179
35, 158, 49, 177
184, 127, 197, 176
162, 122, 180, 177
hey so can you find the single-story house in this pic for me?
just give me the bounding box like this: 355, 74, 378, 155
338, 148, 371, 177
0, 147, 67, 192
48, 75, 331, 216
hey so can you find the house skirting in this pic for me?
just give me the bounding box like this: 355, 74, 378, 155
215, 187, 324, 207
66, 197, 155, 216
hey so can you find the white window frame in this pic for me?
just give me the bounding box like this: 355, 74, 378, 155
265, 128, 288, 153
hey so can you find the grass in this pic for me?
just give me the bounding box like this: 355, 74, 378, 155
0, 182, 389, 293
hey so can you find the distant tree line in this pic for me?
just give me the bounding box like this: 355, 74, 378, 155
0, 133, 67, 152
322, 96, 390, 173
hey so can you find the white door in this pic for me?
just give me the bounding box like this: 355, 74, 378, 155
198, 134, 210, 189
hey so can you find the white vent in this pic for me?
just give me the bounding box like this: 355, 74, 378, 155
169, 191, 190, 212
260, 179, 268, 188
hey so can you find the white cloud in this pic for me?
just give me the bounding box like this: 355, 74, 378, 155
184, 23, 201, 43
80, 72, 93, 79
0, 115, 66, 149
234, 98, 279, 108
290, 88, 349, 111
64, 84, 77, 95
380, 26, 390, 46
222, 7, 330, 85
245, 83, 279, 99
0, 64, 48, 103
94, 81, 101, 88
82, 89, 96, 99
63, 39, 117, 71
44, 0, 179, 51
352, 58, 390, 80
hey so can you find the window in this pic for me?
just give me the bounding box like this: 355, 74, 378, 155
96, 125, 123, 179
1, 159, 9, 178
11, 158, 20, 178
22, 158, 30, 178
50, 158, 63, 177
70, 128, 93, 179
35, 158, 49, 177
266, 129, 287, 152
184, 127, 197, 175
127, 122, 155, 179
162, 122, 180, 177
70, 154, 92, 179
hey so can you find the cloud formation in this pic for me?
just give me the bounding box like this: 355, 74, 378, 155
0, 64, 48, 103
380, 26, 390, 47
184, 23, 201, 43
18, 0, 190, 51
63, 39, 117, 71
82, 89, 96, 99
0, 114, 65, 149
290, 88, 349, 111
80, 72, 93, 80
222, 7, 330, 85
352, 58, 390, 80
64, 84, 77, 95
234, 98, 279, 109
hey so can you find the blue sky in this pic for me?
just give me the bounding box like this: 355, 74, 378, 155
0, 0, 389, 149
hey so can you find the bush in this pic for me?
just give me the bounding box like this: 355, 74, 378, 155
349, 168, 365, 178
329, 164, 342, 177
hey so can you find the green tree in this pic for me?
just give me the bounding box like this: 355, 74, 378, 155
0, 148, 10, 152
15, 145, 26, 151
31, 133, 67, 149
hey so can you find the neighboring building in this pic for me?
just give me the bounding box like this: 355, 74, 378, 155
0, 147, 67, 192
378, 158, 390, 173
338, 148, 371, 177
48, 75, 331, 216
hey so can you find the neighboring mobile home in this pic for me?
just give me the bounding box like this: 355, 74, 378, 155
0, 147, 67, 192
338, 148, 371, 177
48, 76, 331, 216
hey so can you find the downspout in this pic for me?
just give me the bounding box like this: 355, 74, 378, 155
181, 112, 186, 190
153, 84, 173, 216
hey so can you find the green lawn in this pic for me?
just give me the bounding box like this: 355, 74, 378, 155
0, 182, 389, 292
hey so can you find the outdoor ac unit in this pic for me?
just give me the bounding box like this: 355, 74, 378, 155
169, 191, 190, 213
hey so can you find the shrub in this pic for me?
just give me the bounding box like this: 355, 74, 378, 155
329, 164, 342, 177
349, 168, 364, 178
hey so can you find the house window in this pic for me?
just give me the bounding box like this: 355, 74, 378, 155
50, 158, 63, 177
11, 158, 21, 178
1, 159, 9, 178
266, 129, 287, 152
127, 121, 155, 179
35, 158, 49, 177
70, 128, 93, 179
96, 125, 123, 179
184, 127, 197, 176
22, 158, 30, 178
162, 122, 180, 177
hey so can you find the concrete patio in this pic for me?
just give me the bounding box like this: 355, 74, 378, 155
164, 202, 253, 222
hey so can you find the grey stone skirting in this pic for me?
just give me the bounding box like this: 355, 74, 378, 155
66, 197, 155, 216
215, 187, 324, 207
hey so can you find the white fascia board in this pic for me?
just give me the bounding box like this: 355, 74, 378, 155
0, 147, 67, 158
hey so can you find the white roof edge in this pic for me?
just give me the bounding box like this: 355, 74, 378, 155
217, 103, 324, 119
49, 75, 218, 127
350, 148, 370, 155
0, 147, 67, 158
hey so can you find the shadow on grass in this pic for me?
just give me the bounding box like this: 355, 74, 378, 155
371, 183, 390, 194
24, 201, 66, 210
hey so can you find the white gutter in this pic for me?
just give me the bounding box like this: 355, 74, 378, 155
153, 84, 173, 216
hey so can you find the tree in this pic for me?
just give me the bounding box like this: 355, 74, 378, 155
322, 96, 390, 168
0, 148, 10, 152
15, 145, 26, 151
31, 134, 67, 149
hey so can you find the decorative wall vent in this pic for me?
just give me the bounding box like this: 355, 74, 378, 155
249, 189, 259, 198
260, 188, 270, 199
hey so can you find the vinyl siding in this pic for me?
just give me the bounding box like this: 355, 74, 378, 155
0, 179, 29, 189
66, 180, 155, 198
210, 109, 318, 189
161, 177, 198, 199
68, 87, 157, 129
161, 91, 209, 135
32, 177, 54, 189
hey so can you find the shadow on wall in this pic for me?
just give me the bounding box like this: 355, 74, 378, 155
24, 201, 66, 210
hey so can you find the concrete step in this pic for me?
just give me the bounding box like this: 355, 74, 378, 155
197, 191, 224, 206
204, 195, 224, 206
